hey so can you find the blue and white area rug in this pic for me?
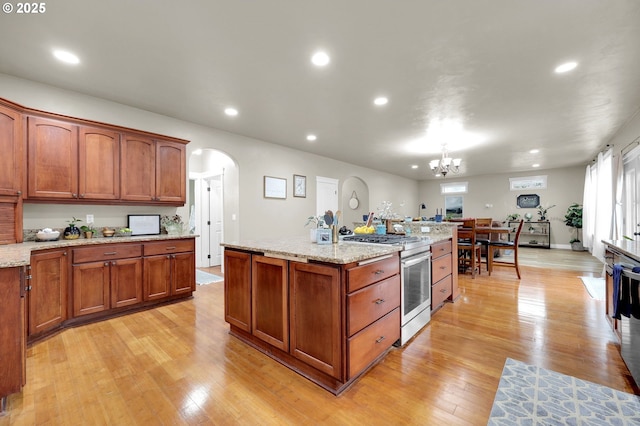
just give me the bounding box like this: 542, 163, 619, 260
196, 270, 223, 285
488, 358, 640, 425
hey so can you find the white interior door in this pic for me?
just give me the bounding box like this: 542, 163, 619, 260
209, 176, 223, 266
316, 176, 339, 218
623, 148, 640, 239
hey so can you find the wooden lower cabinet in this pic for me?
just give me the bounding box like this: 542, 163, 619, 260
143, 239, 195, 300
224, 249, 399, 394
224, 250, 251, 332
431, 238, 455, 312
289, 261, 341, 378
252, 255, 288, 351
28, 248, 68, 337
0, 267, 24, 401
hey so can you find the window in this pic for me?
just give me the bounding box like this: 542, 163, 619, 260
440, 181, 468, 194
509, 175, 547, 191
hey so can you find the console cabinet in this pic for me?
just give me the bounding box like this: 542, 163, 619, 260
224, 249, 399, 394
510, 220, 550, 249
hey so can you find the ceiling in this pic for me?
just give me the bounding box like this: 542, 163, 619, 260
1, 1, 640, 180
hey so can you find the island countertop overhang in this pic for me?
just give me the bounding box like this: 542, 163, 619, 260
221, 236, 403, 264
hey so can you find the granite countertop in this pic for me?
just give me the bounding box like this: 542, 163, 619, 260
221, 233, 454, 264
603, 239, 640, 263
0, 234, 197, 268
221, 236, 404, 264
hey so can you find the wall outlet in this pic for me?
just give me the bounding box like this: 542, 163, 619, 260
86, 214, 94, 224
421, 226, 430, 233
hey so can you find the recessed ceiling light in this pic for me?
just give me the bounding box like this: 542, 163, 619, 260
529, 149, 539, 154
411, 165, 418, 169
532, 163, 540, 168
311, 51, 330, 67
53, 49, 80, 65
554, 61, 577, 73
374, 97, 388, 106
306, 134, 317, 142
224, 107, 238, 116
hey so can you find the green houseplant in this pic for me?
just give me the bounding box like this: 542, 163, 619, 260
564, 203, 583, 251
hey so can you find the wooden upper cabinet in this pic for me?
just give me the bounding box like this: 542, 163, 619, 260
156, 141, 186, 203
27, 117, 78, 199
0, 104, 23, 196
121, 134, 186, 204
78, 127, 120, 200
121, 134, 155, 202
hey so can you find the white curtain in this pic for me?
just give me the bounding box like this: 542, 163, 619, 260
583, 149, 613, 262
613, 152, 624, 240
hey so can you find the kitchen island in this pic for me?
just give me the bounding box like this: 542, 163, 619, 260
221, 236, 404, 394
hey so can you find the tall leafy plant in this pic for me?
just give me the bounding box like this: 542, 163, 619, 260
564, 203, 583, 243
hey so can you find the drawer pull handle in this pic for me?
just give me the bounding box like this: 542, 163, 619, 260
374, 298, 385, 305
104, 252, 117, 255
440, 288, 447, 293
440, 266, 447, 270
373, 269, 384, 275
375, 336, 386, 344
166, 246, 176, 250
104, 262, 109, 266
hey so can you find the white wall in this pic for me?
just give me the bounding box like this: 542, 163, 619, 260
1, 73, 419, 241
418, 166, 586, 248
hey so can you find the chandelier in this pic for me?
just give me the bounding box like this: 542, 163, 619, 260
429, 148, 461, 177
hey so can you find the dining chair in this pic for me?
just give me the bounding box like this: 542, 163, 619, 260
488, 219, 524, 279
452, 218, 483, 278
474, 217, 492, 271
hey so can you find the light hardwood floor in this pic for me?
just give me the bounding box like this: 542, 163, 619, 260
1, 249, 635, 425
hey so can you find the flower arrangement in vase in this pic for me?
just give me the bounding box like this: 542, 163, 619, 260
64, 217, 82, 240
161, 214, 184, 235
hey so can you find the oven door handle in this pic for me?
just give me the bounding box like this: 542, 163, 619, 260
402, 254, 430, 267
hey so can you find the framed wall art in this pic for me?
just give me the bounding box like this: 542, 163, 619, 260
264, 176, 287, 199
516, 194, 540, 209
294, 174, 306, 198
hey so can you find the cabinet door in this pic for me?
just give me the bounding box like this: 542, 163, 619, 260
0, 104, 22, 196
121, 134, 155, 201
155, 140, 186, 203
27, 117, 78, 199
72, 261, 110, 317
171, 252, 195, 295
0, 267, 23, 398
224, 250, 251, 332
29, 249, 68, 336
252, 256, 288, 351
289, 262, 341, 379
111, 258, 143, 308
0, 195, 23, 244
78, 126, 120, 200
143, 254, 171, 300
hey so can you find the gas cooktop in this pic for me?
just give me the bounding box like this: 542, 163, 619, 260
342, 234, 431, 252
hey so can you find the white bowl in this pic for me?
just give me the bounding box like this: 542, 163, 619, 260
36, 230, 60, 241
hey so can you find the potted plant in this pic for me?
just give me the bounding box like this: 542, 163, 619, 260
537, 204, 556, 221
305, 215, 325, 242
64, 217, 82, 240
80, 224, 96, 239
564, 203, 583, 251
161, 214, 183, 235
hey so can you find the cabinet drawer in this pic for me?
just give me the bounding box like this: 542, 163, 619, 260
144, 239, 194, 256
347, 275, 400, 337
431, 240, 452, 258
73, 243, 142, 263
432, 253, 452, 284
348, 308, 400, 378
347, 255, 399, 293
432, 275, 452, 309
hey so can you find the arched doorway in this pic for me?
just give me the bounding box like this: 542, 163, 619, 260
188, 149, 238, 268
